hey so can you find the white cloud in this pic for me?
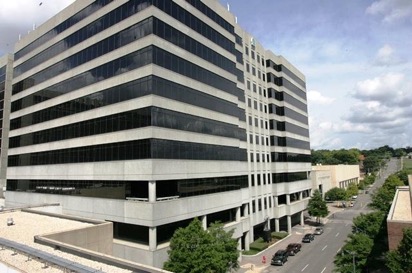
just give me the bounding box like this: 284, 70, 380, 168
366, 0, 412, 23
353, 72, 405, 102
373, 44, 404, 66
307, 90, 335, 105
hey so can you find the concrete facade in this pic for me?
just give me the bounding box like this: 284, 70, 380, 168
312, 165, 360, 189
0, 54, 12, 198
4, 0, 311, 268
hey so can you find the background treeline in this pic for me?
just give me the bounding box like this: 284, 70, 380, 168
311, 145, 411, 173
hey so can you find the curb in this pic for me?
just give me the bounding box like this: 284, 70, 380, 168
241, 233, 291, 258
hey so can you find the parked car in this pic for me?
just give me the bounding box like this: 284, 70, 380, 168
271, 250, 289, 266
352, 195, 358, 200
302, 233, 315, 243
314, 227, 324, 235
286, 243, 302, 256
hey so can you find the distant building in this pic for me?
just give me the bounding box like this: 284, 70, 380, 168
3, 0, 311, 267
387, 175, 412, 250
312, 165, 360, 190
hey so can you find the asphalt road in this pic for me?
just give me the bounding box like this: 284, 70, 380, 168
241, 158, 400, 273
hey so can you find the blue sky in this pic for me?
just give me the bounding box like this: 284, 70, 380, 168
1, 0, 411, 150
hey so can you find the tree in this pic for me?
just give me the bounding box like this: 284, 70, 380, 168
346, 182, 359, 198
369, 174, 404, 213
163, 218, 239, 273
325, 187, 348, 201
396, 170, 411, 185
363, 155, 381, 173
307, 189, 329, 224
386, 228, 412, 273
334, 233, 373, 273
369, 186, 394, 213
352, 211, 386, 238
333, 149, 359, 165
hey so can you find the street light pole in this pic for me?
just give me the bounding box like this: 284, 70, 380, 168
352, 253, 355, 273
341, 249, 356, 273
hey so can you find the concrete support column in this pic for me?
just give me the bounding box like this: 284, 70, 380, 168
243, 204, 249, 217
149, 227, 157, 251
274, 196, 278, 207
148, 180, 156, 202
236, 207, 241, 222
300, 211, 305, 226
299, 191, 303, 200
286, 194, 290, 205
275, 218, 279, 232
244, 232, 250, 251
287, 215, 292, 234
201, 215, 207, 230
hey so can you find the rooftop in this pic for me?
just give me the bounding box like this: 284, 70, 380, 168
389, 186, 412, 222
0, 207, 133, 273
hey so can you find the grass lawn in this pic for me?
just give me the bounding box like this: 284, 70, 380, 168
403, 157, 412, 172
242, 232, 288, 255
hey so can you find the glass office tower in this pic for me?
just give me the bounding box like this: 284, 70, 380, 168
5, 0, 311, 267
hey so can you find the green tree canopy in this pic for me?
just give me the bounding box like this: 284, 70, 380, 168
163, 218, 239, 273
334, 233, 373, 273
346, 182, 359, 198
307, 189, 329, 223
363, 155, 381, 173
386, 228, 412, 273
370, 174, 404, 213
325, 187, 348, 201
352, 211, 386, 238
311, 149, 360, 165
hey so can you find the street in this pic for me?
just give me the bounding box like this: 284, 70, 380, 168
238, 158, 400, 273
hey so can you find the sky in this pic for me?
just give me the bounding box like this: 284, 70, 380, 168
0, 0, 411, 151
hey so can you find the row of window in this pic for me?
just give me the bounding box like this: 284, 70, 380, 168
0, 65, 6, 83
14, 0, 113, 61
267, 74, 306, 100
10, 106, 246, 148
268, 89, 307, 113
14, 0, 237, 85
153, 0, 235, 55
265, 60, 306, 88
271, 152, 311, 163
8, 139, 247, 167
272, 171, 308, 183
11, 75, 243, 131
14, 0, 149, 78
13, 16, 238, 111
270, 136, 311, 150
269, 105, 309, 125
269, 120, 310, 138
185, 0, 234, 34
13, 17, 153, 96
6, 175, 248, 200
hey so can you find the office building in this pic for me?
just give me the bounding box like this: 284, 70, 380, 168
4, 0, 311, 267
0, 54, 13, 198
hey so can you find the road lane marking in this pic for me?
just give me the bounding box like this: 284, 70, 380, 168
301, 264, 309, 271
322, 245, 328, 251
321, 267, 327, 273
335, 232, 339, 237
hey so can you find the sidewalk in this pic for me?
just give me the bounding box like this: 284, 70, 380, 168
237, 204, 343, 273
